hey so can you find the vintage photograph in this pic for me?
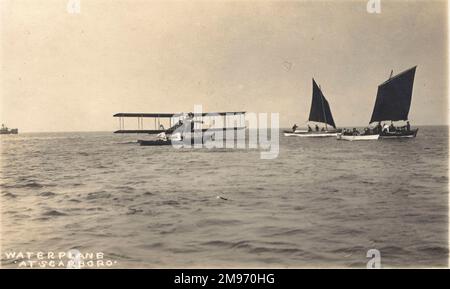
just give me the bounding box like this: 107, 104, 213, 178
0, 0, 448, 271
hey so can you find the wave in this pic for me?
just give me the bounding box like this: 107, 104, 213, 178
38, 191, 56, 197
201, 239, 307, 256
263, 228, 309, 237
17, 181, 44, 189
377, 245, 411, 256
126, 208, 144, 215
196, 218, 242, 227
1, 180, 58, 189
115, 186, 136, 193
2, 192, 17, 198
160, 200, 180, 206
42, 210, 67, 217
138, 242, 165, 250
416, 245, 449, 256
86, 207, 106, 212
86, 191, 111, 200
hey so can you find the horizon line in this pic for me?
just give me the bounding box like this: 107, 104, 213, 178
9, 124, 450, 134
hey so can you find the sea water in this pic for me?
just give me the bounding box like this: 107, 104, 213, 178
0, 127, 447, 268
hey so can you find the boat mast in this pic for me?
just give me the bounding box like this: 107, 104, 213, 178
388, 69, 393, 127
386, 69, 392, 126
319, 84, 328, 131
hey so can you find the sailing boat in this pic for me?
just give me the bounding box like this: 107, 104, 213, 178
337, 66, 418, 141
372, 66, 418, 139
284, 78, 339, 137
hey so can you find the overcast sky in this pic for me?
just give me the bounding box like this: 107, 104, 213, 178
1, 0, 447, 132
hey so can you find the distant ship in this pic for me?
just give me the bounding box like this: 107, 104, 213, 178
337, 66, 418, 141
284, 78, 340, 137
0, 124, 18, 135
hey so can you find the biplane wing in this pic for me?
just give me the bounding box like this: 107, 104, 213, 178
113, 111, 246, 134
113, 112, 245, 118
114, 129, 167, 134
113, 113, 180, 118
114, 113, 176, 134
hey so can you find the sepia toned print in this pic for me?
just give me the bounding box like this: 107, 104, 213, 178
0, 0, 448, 269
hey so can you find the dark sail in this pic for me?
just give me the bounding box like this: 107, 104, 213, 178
308, 79, 336, 128
369, 66, 416, 124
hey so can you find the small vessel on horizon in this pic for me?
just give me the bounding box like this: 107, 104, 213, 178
337, 66, 418, 141
284, 78, 340, 137
0, 124, 18, 135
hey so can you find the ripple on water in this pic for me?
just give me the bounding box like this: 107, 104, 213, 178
2, 192, 17, 198
38, 191, 56, 197
86, 191, 112, 200
196, 218, 242, 227
263, 228, 309, 238
42, 210, 67, 217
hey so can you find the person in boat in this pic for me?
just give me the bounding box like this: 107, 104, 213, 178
307, 125, 312, 132
375, 123, 382, 134
352, 128, 359, 136
389, 122, 395, 132
292, 124, 298, 132
406, 121, 411, 131
321, 127, 325, 132
315, 124, 319, 132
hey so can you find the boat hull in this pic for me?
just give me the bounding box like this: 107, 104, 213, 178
0, 129, 18, 135
137, 136, 203, 146
284, 131, 338, 137
138, 139, 172, 146
380, 128, 418, 139
336, 133, 380, 141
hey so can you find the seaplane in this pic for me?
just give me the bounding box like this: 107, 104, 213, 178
284, 78, 340, 137
113, 111, 246, 146
337, 66, 418, 141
